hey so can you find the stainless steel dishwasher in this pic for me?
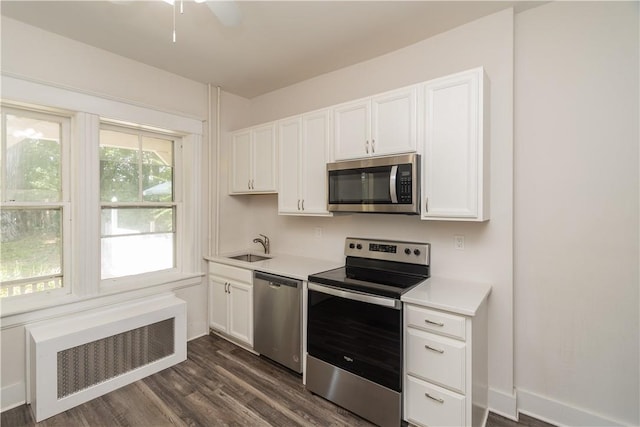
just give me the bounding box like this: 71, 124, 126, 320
253, 271, 302, 373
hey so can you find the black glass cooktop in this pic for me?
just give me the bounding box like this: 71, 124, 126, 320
308, 262, 429, 299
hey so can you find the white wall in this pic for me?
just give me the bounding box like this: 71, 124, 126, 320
1, 17, 210, 411
514, 2, 639, 426
218, 8, 516, 410
215, 91, 254, 254
1, 17, 207, 120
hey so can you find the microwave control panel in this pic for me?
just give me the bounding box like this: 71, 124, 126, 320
397, 164, 413, 203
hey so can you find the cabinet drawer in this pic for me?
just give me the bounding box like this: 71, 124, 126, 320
406, 304, 466, 340
406, 375, 465, 427
406, 327, 465, 393
209, 263, 252, 283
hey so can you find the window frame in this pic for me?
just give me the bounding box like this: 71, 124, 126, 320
0, 105, 72, 301
0, 76, 204, 321
98, 121, 185, 286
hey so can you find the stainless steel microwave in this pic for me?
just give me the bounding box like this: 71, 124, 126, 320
327, 153, 420, 214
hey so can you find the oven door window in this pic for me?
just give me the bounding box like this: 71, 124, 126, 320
307, 288, 402, 392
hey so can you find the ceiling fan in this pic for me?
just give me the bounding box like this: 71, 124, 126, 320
111, 0, 242, 41
165, 0, 242, 27
195, 0, 242, 27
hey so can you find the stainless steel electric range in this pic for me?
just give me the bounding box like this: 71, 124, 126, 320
306, 237, 430, 427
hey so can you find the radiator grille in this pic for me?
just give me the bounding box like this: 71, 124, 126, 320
56, 318, 175, 399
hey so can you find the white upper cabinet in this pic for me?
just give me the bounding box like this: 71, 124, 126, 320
421, 67, 489, 221
333, 86, 418, 160
230, 123, 277, 194
278, 117, 302, 213
278, 109, 332, 216
371, 87, 418, 156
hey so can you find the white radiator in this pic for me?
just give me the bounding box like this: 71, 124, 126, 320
26, 293, 187, 422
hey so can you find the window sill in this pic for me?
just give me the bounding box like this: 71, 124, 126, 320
1, 272, 204, 329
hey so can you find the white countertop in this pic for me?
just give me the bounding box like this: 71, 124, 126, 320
204, 251, 342, 281
401, 276, 492, 317
206, 253, 491, 316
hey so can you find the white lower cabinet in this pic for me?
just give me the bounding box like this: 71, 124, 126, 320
208, 262, 253, 347
404, 303, 488, 427
406, 328, 466, 394
406, 376, 466, 427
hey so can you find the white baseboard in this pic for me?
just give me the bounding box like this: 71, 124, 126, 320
517, 389, 626, 427
488, 387, 518, 420
1, 381, 26, 412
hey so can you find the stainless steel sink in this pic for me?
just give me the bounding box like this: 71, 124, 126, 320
228, 253, 271, 262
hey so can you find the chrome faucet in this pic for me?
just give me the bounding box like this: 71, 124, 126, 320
253, 234, 270, 254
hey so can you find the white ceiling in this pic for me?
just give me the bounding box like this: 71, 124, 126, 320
1, 1, 541, 98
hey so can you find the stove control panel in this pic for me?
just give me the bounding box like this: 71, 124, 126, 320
345, 237, 430, 266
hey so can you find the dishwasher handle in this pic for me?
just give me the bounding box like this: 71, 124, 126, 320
254, 271, 301, 289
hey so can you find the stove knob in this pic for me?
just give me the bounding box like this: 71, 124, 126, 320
356, 244, 363, 250
404, 248, 411, 255
349, 243, 355, 249
414, 249, 421, 256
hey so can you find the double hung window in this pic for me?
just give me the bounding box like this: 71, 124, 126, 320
99, 125, 178, 280
0, 107, 70, 299
0, 92, 198, 314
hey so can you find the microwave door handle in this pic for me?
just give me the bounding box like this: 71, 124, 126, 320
390, 165, 398, 203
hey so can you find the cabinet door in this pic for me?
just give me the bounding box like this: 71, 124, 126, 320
301, 110, 331, 215
371, 86, 418, 156
252, 124, 277, 192
230, 130, 252, 193
406, 375, 465, 427
228, 281, 253, 346
422, 68, 487, 221
333, 99, 370, 160
208, 276, 228, 333
278, 117, 302, 214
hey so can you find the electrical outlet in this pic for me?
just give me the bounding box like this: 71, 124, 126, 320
314, 227, 323, 238
454, 235, 465, 250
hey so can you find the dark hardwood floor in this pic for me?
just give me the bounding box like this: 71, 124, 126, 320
2, 334, 555, 427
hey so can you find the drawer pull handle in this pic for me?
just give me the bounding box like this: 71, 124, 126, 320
424, 318, 444, 327
424, 344, 444, 354
424, 393, 444, 404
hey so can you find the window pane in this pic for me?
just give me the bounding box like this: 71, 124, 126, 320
4, 114, 61, 202
101, 233, 174, 279
101, 207, 173, 236
100, 129, 140, 202
101, 206, 175, 279
0, 208, 62, 294
142, 136, 173, 202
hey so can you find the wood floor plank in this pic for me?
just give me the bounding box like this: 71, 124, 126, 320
1, 333, 556, 427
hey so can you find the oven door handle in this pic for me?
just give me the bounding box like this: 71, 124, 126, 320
308, 283, 401, 309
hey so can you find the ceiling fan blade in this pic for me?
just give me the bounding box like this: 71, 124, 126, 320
203, 1, 242, 27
